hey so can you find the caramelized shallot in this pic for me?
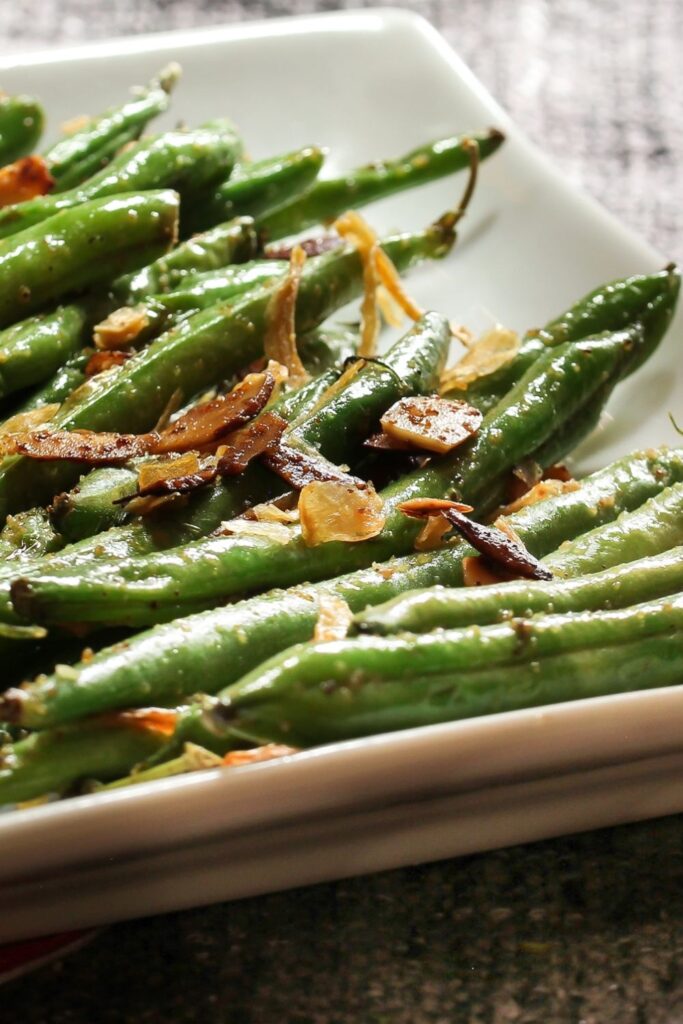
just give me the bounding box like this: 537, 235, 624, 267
299, 480, 385, 546
247, 501, 300, 525
334, 210, 424, 357
0, 156, 54, 207
263, 245, 309, 386
137, 452, 217, 497
94, 306, 149, 350
217, 518, 292, 545
439, 325, 520, 393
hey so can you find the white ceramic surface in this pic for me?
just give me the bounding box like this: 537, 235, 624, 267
1, 9, 682, 942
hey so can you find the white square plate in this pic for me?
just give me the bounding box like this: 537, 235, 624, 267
1, 9, 682, 942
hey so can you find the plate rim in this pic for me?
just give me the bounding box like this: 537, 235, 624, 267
0, 8, 679, 870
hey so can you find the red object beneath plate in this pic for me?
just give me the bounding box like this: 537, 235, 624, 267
0, 929, 98, 985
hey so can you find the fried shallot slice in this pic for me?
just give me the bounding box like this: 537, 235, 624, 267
299, 480, 385, 546
0, 156, 54, 207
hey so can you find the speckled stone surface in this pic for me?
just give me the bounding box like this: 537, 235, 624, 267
4, 815, 683, 1022
1, 2, 682, 1020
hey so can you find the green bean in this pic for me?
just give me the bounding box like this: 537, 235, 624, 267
2, 218, 260, 421
0, 189, 178, 330
295, 321, 359, 375
2, 353, 90, 418
0, 214, 454, 518
259, 129, 504, 240
0, 508, 61, 562
544, 483, 683, 577
0, 304, 92, 400
0, 95, 44, 166
0, 713, 174, 805
108, 260, 290, 347
183, 146, 326, 236
0, 123, 241, 240
6, 447, 680, 729
100, 742, 224, 790
447, 265, 681, 413
285, 313, 449, 463
198, 593, 683, 749
0, 318, 442, 668
142, 260, 289, 313
10, 326, 638, 627
110, 216, 258, 304
356, 546, 683, 634
44, 65, 180, 191
48, 466, 140, 542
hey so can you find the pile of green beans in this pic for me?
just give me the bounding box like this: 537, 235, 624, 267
0, 66, 680, 808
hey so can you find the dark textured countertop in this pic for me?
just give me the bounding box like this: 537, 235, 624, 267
2, 2, 683, 1020
5, 815, 683, 1022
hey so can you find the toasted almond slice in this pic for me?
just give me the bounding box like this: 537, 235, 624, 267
157, 372, 274, 454
263, 443, 359, 490
499, 478, 581, 516
462, 555, 506, 587
85, 349, 133, 376
264, 235, 340, 260
381, 396, 482, 454
217, 412, 287, 476
313, 594, 353, 642
398, 497, 474, 518
0, 403, 60, 435
0, 373, 275, 463
94, 306, 150, 350
217, 518, 293, 545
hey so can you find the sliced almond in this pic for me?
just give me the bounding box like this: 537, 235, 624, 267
313, 594, 353, 642
217, 518, 293, 545
94, 306, 150, 350
380, 396, 482, 454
